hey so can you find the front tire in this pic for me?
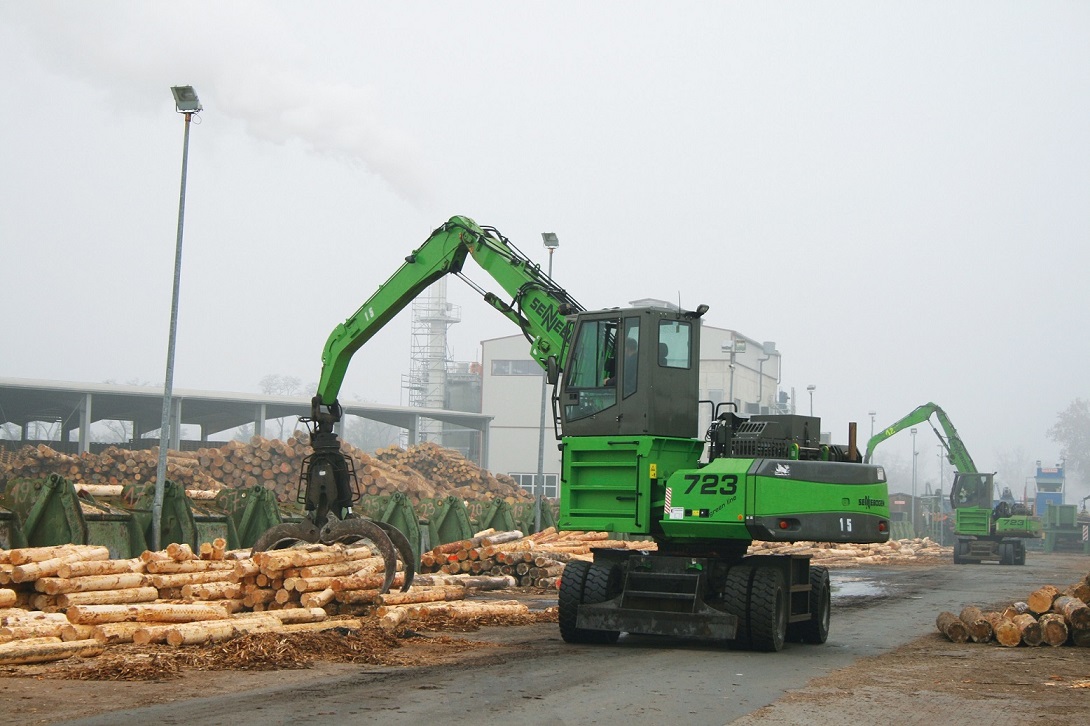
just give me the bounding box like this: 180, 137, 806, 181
749, 566, 788, 652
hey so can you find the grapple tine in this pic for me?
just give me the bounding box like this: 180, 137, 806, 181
250, 520, 321, 555
319, 518, 399, 594
373, 521, 416, 592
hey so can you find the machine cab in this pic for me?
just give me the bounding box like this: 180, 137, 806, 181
557, 305, 704, 438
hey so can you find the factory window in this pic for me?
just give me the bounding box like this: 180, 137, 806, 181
510, 472, 559, 499
491, 360, 543, 376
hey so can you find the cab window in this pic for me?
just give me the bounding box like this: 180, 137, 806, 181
564, 318, 619, 421
658, 320, 692, 369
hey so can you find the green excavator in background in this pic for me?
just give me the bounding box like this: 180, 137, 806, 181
864, 402, 1039, 565
257, 216, 891, 649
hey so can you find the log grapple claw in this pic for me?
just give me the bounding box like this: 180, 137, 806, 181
319, 516, 401, 594
249, 520, 322, 554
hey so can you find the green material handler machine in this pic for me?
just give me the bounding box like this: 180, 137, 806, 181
256, 216, 892, 649
865, 402, 1039, 565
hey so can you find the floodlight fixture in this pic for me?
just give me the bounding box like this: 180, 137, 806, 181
171, 85, 202, 113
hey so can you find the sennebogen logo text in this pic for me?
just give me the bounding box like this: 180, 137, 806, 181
858, 496, 886, 508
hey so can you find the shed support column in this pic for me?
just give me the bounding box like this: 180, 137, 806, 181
254, 404, 266, 439
170, 399, 182, 450
78, 393, 93, 454
406, 416, 419, 446
479, 421, 490, 470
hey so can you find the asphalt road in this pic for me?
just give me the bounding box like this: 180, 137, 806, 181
58, 552, 1088, 726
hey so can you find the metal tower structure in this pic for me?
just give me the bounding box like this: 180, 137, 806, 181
402, 279, 461, 444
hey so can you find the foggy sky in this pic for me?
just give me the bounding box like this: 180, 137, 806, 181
1, 2, 1088, 500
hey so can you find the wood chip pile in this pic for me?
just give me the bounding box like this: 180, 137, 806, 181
0, 435, 533, 506
936, 572, 1090, 647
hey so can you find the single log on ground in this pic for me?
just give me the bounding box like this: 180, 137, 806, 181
1012, 613, 1043, 646
1052, 595, 1090, 630
300, 588, 335, 609
56, 587, 160, 608
936, 611, 969, 643
377, 586, 466, 606
36, 572, 147, 595
57, 558, 144, 579
145, 559, 237, 574
0, 638, 103, 665
993, 618, 1022, 647
165, 615, 281, 646
1038, 612, 1069, 646
1027, 584, 1060, 615
66, 602, 231, 625
0, 621, 67, 642
958, 605, 994, 643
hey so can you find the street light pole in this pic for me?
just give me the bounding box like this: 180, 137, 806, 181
535, 232, 559, 531
910, 427, 918, 536
154, 86, 202, 551
806, 384, 816, 416
868, 410, 876, 441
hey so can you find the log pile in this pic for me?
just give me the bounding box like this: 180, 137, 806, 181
0, 537, 526, 666
418, 527, 653, 588
0, 436, 532, 507
0, 444, 224, 492
748, 537, 951, 565
936, 571, 1090, 647
374, 442, 531, 503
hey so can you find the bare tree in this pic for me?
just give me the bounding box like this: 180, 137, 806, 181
1048, 398, 1090, 494
258, 374, 305, 440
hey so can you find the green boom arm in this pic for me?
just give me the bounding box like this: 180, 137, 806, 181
863, 402, 979, 474
313, 215, 583, 417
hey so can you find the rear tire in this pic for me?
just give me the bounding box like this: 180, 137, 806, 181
749, 566, 788, 652
999, 542, 1014, 566
790, 566, 830, 645
1014, 541, 1026, 566
721, 565, 753, 649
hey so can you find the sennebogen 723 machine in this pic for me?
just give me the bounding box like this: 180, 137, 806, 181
255, 216, 891, 649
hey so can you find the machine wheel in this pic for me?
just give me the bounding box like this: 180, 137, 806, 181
721, 565, 753, 649
999, 542, 1014, 566
953, 540, 970, 565
558, 560, 593, 643
789, 566, 831, 645
580, 563, 622, 644
748, 566, 788, 652
1014, 541, 1026, 565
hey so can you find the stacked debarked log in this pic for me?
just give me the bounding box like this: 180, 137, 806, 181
936, 571, 1090, 647
418, 527, 653, 588
0, 436, 533, 507
748, 537, 951, 565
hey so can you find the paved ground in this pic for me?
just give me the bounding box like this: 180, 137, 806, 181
1, 552, 1087, 725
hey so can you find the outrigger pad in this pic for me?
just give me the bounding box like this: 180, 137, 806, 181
319, 517, 399, 594
250, 519, 322, 554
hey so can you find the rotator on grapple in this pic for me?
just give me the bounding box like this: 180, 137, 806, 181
250, 397, 415, 594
